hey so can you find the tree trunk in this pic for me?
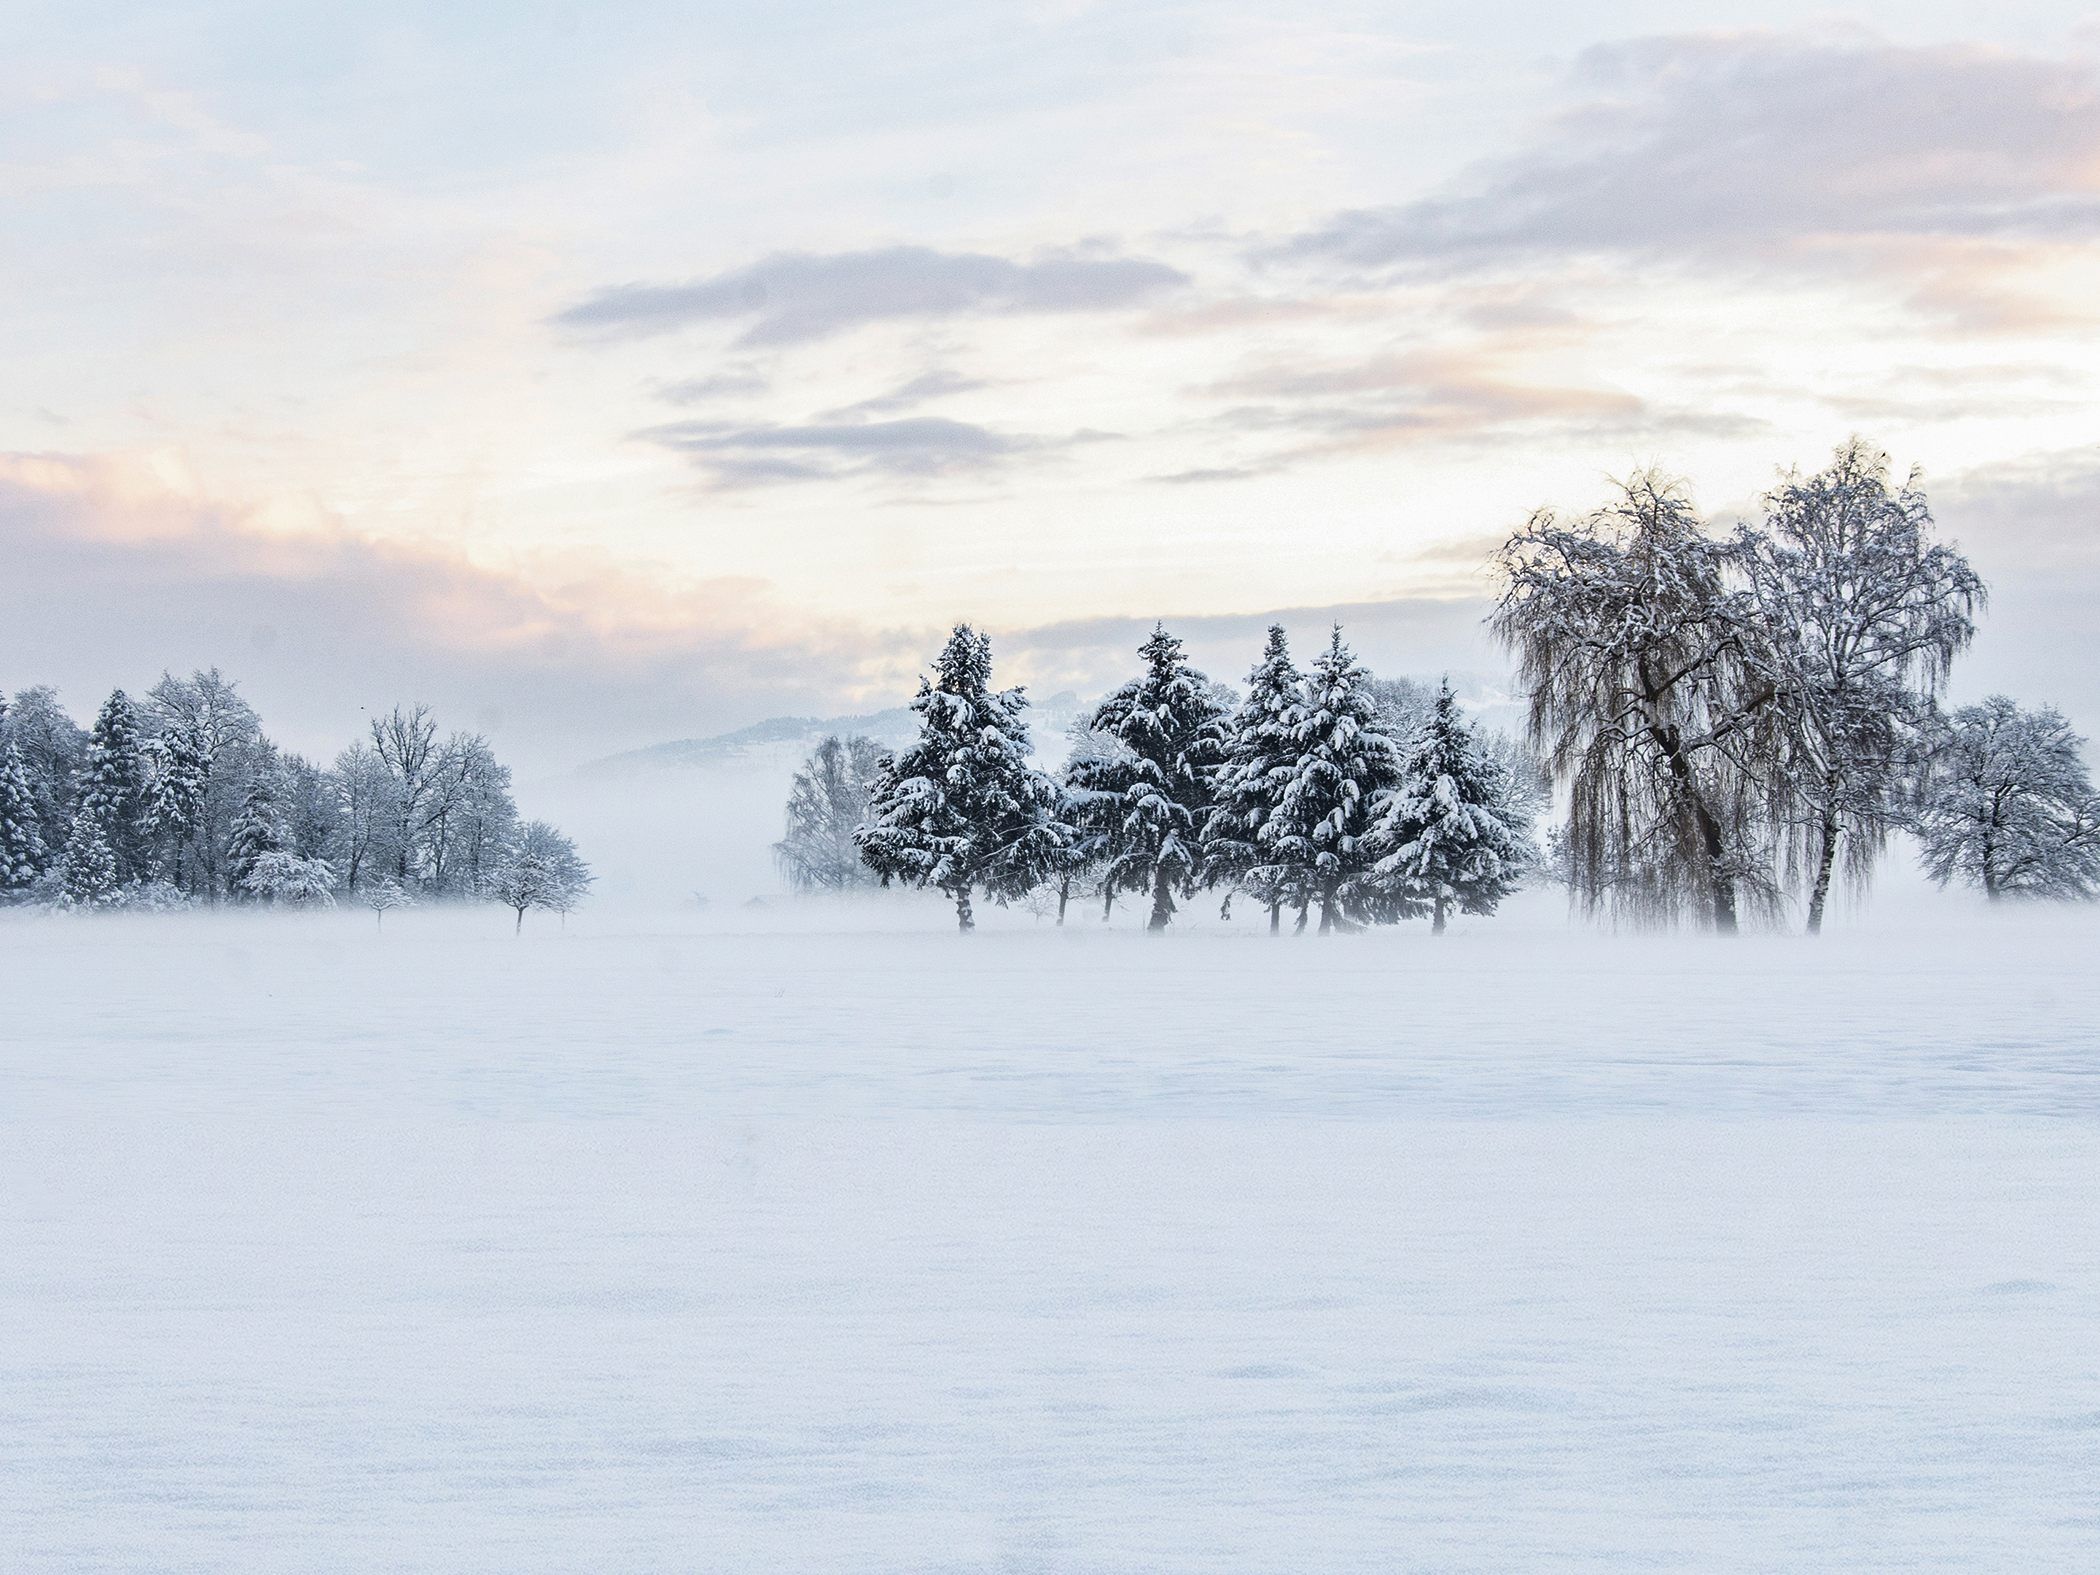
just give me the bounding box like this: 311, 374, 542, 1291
1432, 895, 1446, 935
955, 887, 975, 933
1268, 899, 1281, 936
1101, 886, 1115, 922
1293, 897, 1309, 935
1056, 876, 1070, 926
1316, 879, 1337, 935
513, 905, 524, 934
1147, 866, 1174, 932
1651, 719, 1739, 935
1805, 812, 1841, 937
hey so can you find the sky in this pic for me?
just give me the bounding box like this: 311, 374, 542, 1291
4, 0, 2099, 770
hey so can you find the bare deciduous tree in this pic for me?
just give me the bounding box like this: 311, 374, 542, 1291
1745, 439, 1985, 933
1492, 471, 1783, 932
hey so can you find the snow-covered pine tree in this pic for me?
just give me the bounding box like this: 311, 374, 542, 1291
1264, 626, 1408, 934
142, 720, 208, 888
1065, 626, 1227, 931
225, 772, 293, 900
0, 739, 49, 899
56, 806, 121, 910
1204, 624, 1304, 933
79, 689, 152, 884
857, 624, 1071, 932
1373, 679, 1528, 933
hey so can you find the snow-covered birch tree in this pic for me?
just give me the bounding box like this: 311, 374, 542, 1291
1745, 439, 1984, 933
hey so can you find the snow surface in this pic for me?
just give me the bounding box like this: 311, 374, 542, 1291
3, 895, 2097, 1570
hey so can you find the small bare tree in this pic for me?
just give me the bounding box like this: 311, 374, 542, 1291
773, 735, 885, 894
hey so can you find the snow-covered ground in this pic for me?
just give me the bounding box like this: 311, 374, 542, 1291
4, 895, 2097, 1570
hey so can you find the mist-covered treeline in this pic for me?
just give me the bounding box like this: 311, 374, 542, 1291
0, 670, 589, 922
786, 440, 2099, 935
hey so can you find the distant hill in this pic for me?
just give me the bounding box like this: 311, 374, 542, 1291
575, 691, 1088, 780
576, 708, 923, 779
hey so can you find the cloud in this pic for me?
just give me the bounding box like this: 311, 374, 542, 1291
1931, 446, 2100, 732
1275, 33, 2100, 317
0, 453, 894, 770
823, 369, 987, 420
655, 368, 772, 404
634, 415, 1041, 487
1197, 348, 1764, 461
553, 245, 1189, 345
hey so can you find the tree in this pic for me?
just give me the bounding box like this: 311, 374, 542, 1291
1373, 680, 1529, 933
1492, 472, 1783, 932
240, 851, 338, 907
147, 669, 271, 901
330, 740, 401, 894
362, 876, 410, 930
226, 773, 293, 901
1204, 625, 1305, 933
423, 733, 516, 896
775, 735, 886, 894
55, 807, 121, 910
370, 703, 442, 886
1745, 439, 1984, 933
1056, 716, 1131, 922
1065, 626, 1227, 931
1915, 697, 2100, 901
2, 686, 86, 858
141, 721, 208, 888
0, 739, 49, 899
489, 821, 592, 931
79, 690, 152, 883
1264, 626, 1409, 934
857, 624, 1071, 932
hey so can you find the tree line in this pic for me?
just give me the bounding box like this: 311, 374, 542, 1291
781, 621, 1536, 934
780, 440, 2100, 933
0, 669, 590, 926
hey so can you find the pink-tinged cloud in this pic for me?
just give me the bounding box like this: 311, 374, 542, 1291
1275, 33, 2100, 329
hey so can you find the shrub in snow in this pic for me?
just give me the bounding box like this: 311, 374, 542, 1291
240, 851, 338, 908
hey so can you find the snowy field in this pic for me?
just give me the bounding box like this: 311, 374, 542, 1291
3, 896, 2098, 1571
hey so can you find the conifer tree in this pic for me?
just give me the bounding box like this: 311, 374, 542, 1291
226, 773, 292, 900
1266, 626, 1408, 934
56, 807, 121, 910
1373, 680, 1528, 933
1205, 625, 1303, 933
0, 740, 48, 899
79, 689, 152, 883
142, 722, 209, 887
857, 624, 1071, 932
1066, 626, 1227, 931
